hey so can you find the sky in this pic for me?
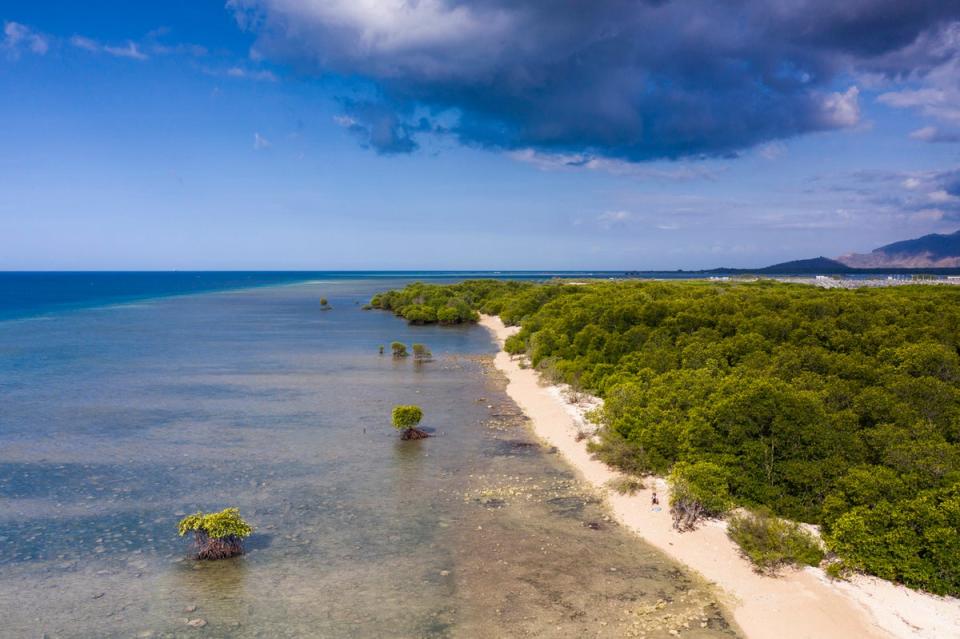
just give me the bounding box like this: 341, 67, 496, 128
2, 0, 960, 270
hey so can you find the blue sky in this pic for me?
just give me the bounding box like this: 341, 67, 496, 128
2, 1, 959, 270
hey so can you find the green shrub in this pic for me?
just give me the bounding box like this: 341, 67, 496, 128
391, 405, 424, 430
412, 343, 432, 361
436, 306, 459, 323
826, 482, 960, 595
177, 508, 253, 560
606, 475, 645, 495
391, 342, 408, 358
587, 428, 651, 476
668, 461, 731, 531
402, 304, 437, 324
728, 508, 824, 573
824, 560, 849, 581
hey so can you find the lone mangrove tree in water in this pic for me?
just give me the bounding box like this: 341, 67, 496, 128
392, 404, 428, 440
177, 508, 253, 560
412, 343, 432, 362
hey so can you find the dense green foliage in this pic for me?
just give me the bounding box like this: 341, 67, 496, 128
370, 280, 538, 324
826, 483, 960, 593
412, 343, 432, 361
728, 508, 824, 572
374, 279, 960, 594
178, 508, 253, 540
391, 341, 408, 358
392, 405, 424, 430
668, 461, 732, 530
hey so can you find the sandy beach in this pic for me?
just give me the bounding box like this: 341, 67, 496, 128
480, 314, 960, 639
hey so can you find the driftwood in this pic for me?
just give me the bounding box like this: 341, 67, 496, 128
671, 498, 706, 532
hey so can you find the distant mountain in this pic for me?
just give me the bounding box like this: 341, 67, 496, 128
837, 229, 960, 268
758, 256, 854, 274
705, 256, 855, 275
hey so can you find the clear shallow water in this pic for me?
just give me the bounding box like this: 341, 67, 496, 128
0, 279, 738, 638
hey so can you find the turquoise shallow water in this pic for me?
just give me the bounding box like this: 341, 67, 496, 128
0, 279, 738, 638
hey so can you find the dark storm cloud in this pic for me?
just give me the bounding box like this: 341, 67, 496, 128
228, 0, 960, 160
335, 100, 428, 154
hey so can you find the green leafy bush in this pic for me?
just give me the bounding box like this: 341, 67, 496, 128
606, 475, 645, 495
824, 561, 849, 581
392, 405, 423, 430
586, 426, 652, 476
728, 508, 824, 573
370, 280, 532, 325
826, 483, 960, 595
412, 343, 432, 361
392, 405, 429, 440
391, 342, 408, 358
668, 461, 732, 530
177, 508, 252, 560
402, 304, 437, 324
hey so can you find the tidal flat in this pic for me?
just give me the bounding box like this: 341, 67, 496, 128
0, 280, 737, 638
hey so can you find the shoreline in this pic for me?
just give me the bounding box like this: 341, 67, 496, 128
479, 314, 959, 639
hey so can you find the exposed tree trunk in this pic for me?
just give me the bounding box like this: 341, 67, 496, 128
193, 531, 245, 560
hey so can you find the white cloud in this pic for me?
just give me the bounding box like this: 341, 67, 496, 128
507, 149, 721, 181
230, 0, 513, 68
253, 132, 271, 150
2, 21, 49, 58
69, 35, 98, 52
70, 35, 147, 60
876, 24, 960, 125
909, 125, 960, 143
929, 189, 958, 204
819, 86, 860, 128
596, 210, 633, 229
104, 42, 147, 60
149, 42, 208, 57
756, 142, 786, 160
226, 66, 277, 81
202, 65, 278, 82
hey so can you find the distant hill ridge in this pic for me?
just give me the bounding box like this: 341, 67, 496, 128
757, 256, 853, 274
837, 229, 960, 268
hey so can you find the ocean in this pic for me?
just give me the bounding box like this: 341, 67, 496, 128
0, 274, 737, 637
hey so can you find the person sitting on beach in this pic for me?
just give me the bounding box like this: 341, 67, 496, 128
651, 491, 659, 506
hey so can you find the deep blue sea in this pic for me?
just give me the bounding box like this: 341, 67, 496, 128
0, 274, 736, 637
0, 271, 634, 322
